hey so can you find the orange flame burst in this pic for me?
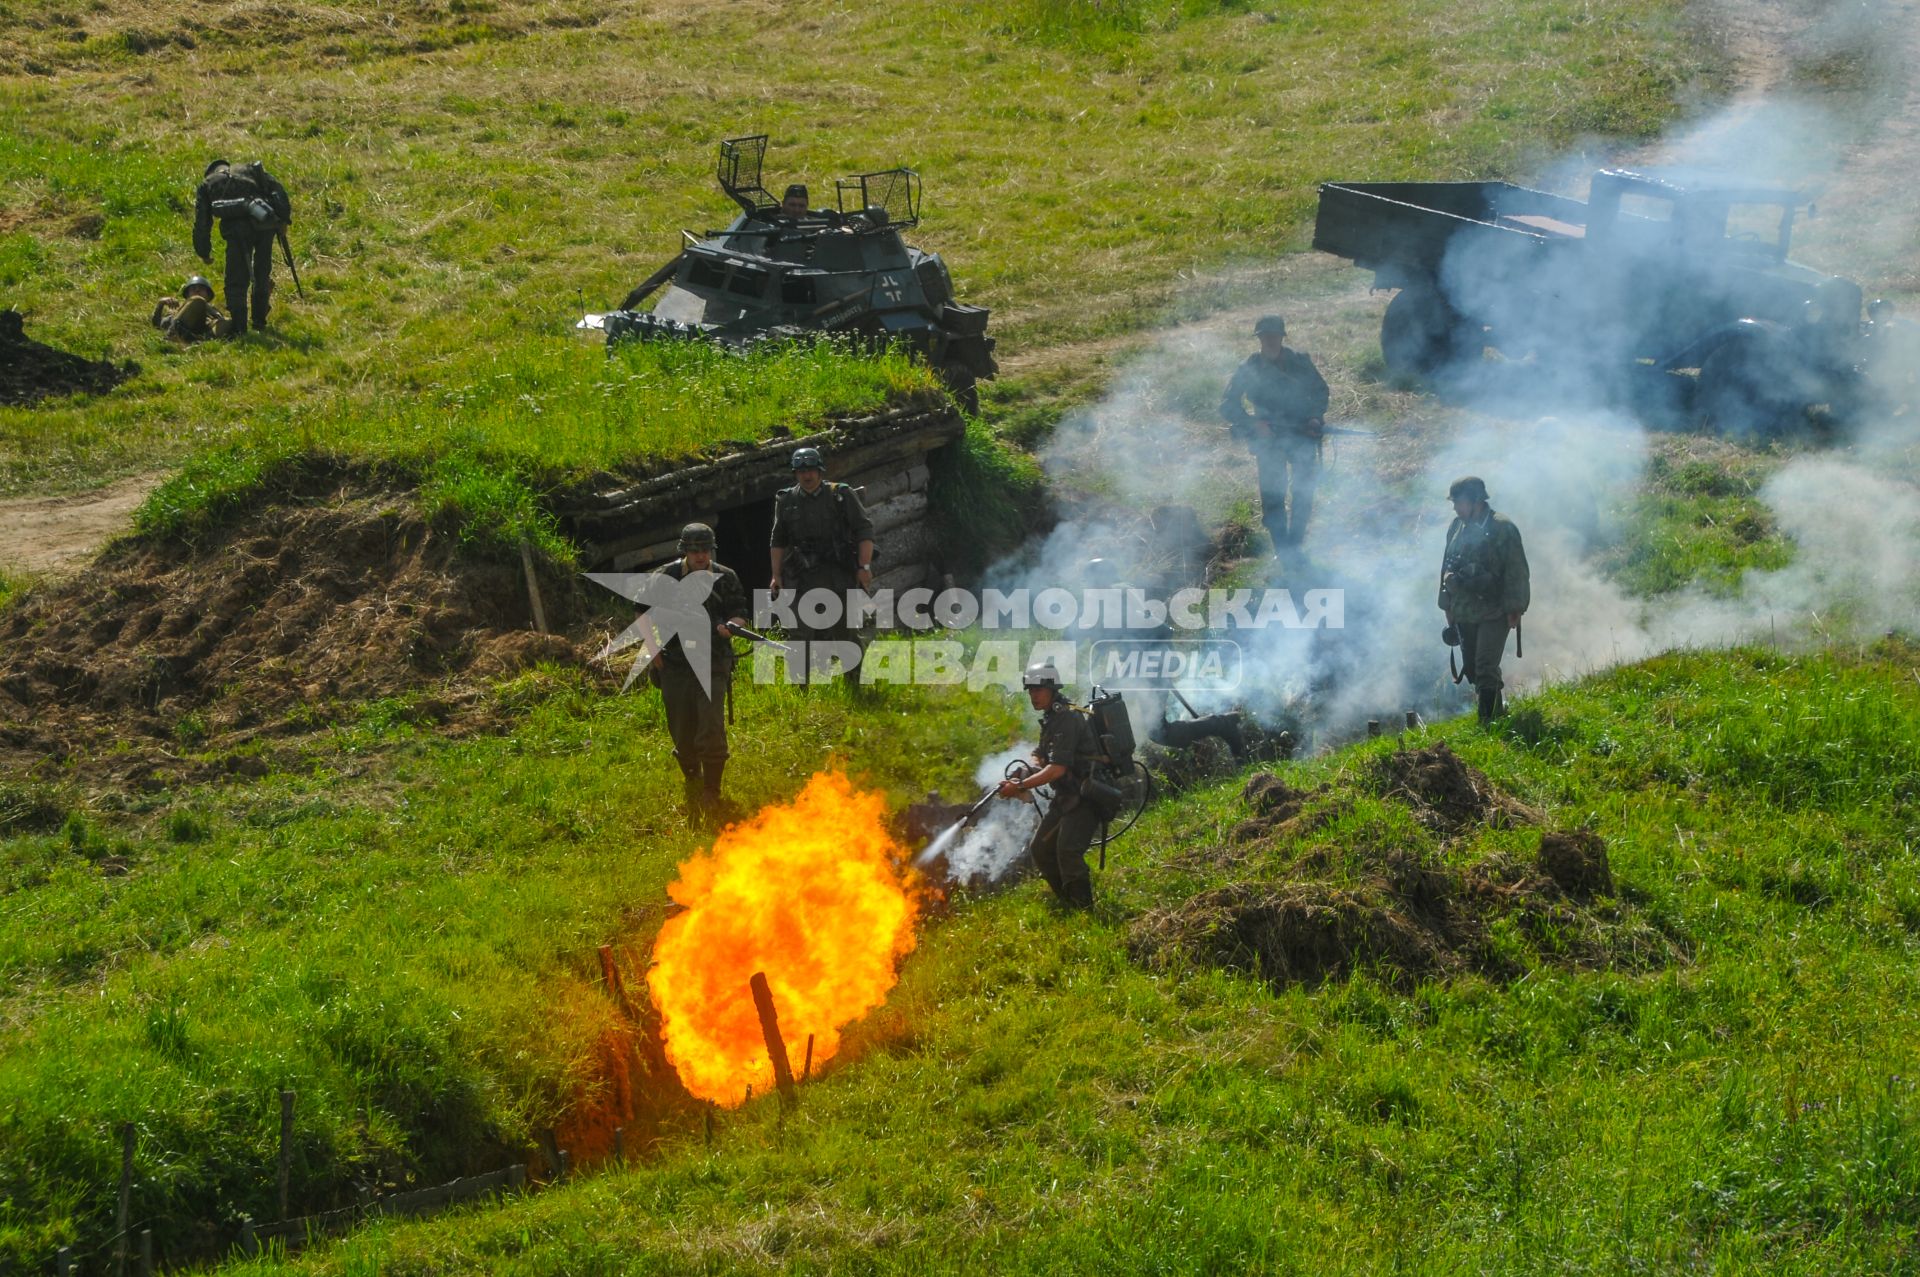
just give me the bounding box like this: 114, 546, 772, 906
646, 771, 922, 1106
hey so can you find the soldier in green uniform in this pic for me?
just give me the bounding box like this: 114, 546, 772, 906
193, 159, 293, 334
643, 523, 751, 819
1437, 476, 1530, 725
768, 446, 875, 678
996, 661, 1102, 910
1220, 314, 1331, 554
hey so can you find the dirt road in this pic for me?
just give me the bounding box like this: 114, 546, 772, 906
0, 474, 162, 576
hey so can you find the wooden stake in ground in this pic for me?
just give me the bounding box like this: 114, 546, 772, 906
519, 540, 548, 634
278, 1091, 295, 1220
117, 1121, 134, 1277
748, 971, 797, 1106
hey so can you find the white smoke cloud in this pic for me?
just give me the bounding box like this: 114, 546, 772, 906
918, 744, 1041, 884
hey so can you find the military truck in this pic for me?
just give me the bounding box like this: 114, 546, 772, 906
586, 136, 997, 412
1312, 169, 1900, 435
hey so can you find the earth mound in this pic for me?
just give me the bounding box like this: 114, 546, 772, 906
1130, 764, 1677, 991
0, 309, 138, 405
0, 471, 601, 784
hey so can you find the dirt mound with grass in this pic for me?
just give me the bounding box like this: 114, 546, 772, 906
0, 472, 601, 785
0, 309, 138, 405
1131, 767, 1680, 990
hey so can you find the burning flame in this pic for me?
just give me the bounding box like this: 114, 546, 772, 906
647, 771, 922, 1106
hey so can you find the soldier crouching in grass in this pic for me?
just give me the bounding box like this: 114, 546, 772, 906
642, 523, 750, 822
995, 661, 1102, 911
1438, 476, 1530, 726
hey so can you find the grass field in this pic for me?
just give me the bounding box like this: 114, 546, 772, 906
19, 0, 1920, 1273
0, 0, 1709, 498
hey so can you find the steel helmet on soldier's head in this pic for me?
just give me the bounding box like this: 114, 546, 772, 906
204, 159, 229, 177
1448, 475, 1489, 502
677, 522, 716, 552
1022, 660, 1063, 690
1253, 314, 1287, 336
182, 276, 214, 301
791, 446, 824, 471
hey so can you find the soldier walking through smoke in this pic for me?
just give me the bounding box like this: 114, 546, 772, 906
768, 446, 875, 679
642, 523, 750, 821
1438, 476, 1530, 725
193, 159, 293, 335
996, 661, 1102, 911
1220, 314, 1330, 556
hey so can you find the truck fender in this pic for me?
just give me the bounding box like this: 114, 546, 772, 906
1659, 317, 1788, 372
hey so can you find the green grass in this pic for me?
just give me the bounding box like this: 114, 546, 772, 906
0, 670, 1029, 1269
1599, 442, 1797, 596
141, 639, 1919, 1275
0, 0, 1711, 498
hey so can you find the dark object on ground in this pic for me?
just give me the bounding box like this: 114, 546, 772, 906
0, 309, 137, 406
1537, 829, 1614, 900
1365, 741, 1541, 833
1314, 169, 1893, 437
593, 135, 997, 413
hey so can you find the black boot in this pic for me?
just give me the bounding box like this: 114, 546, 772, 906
702, 758, 725, 815
1477, 685, 1502, 726
680, 760, 702, 816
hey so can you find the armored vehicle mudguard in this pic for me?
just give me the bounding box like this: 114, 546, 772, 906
593, 136, 997, 412
1313, 169, 1906, 436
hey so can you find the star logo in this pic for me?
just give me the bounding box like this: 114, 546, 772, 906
587, 569, 723, 694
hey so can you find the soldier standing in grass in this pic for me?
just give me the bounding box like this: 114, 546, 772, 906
1220, 314, 1330, 556
1437, 476, 1530, 726
644, 523, 751, 821
193, 159, 293, 335
997, 661, 1102, 911
768, 446, 875, 680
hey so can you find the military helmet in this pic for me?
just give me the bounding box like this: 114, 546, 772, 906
677, 522, 716, 553
204, 158, 229, 177
1021, 660, 1064, 690
1253, 314, 1287, 336
1082, 558, 1120, 588
784, 183, 808, 201
1448, 475, 1489, 502
791, 446, 825, 471
182, 275, 214, 301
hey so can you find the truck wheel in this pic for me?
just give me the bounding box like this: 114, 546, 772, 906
1698, 338, 1810, 440
1381, 286, 1469, 379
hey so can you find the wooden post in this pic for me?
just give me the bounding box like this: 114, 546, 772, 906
613, 1126, 625, 1164
239, 1216, 257, 1258
703, 1103, 714, 1149
748, 972, 797, 1106
519, 540, 549, 634
278, 1090, 295, 1220
508, 1164, 527, 1192
802, 1034, 815, 1083
117, 1121, 135, 1277
1366, 719, 1380, 737
1406, 710, 1419, 730
140, 1230, 153, 1277
557, 1149, 570, 1183
539, 1129, 562, 1181
56, 1246, 73, 1275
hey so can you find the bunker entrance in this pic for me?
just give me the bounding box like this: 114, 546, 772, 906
713, 497, 775, 595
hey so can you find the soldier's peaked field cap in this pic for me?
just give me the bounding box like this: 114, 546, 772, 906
1253, 314, 1287, 336
677, 522, 716, 551
1448, 475, 1489, 502
790, 446, 824, 470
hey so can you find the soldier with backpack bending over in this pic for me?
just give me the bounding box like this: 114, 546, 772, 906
193, 159, 292, 335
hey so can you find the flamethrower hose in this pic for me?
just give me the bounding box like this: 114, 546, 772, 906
1097, 759, 1156, 866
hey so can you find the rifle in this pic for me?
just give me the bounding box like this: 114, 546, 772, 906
725, 620, 795, 653
1170, 688, 1201, 719
276, 228, 304, 298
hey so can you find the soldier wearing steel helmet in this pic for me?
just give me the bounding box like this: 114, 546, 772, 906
996, 660, 1102, 910
769, 446, 875, 675
645, 522, 750, 819
1438, 476, 1529, 725
150, 275, 233, 342
1220, 314, 1330, 555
